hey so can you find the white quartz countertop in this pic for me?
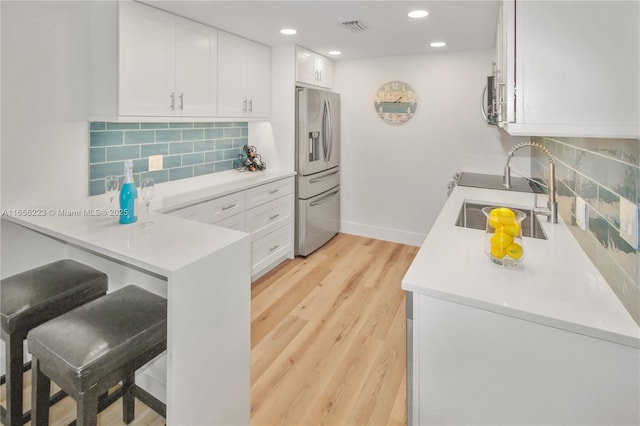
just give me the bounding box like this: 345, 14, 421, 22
402, 185, 640, 348
2, 169, 294, 276
151, 169, 296, 212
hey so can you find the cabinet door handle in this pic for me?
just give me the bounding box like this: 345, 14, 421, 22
269, 244, 280, 252
248, 99, 253, 113
179, 93, 184, 111
269, 188, 280, 194
269, 213, 280, 220
222, 203, 237, 211
170, 92, 175, 110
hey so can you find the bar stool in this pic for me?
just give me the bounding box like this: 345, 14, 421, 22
0, 259, 108, 426
28, 285, 167, 426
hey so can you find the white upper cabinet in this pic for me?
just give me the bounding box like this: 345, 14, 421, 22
296, 46, 333, 89
173, 16, 218, 117
118, 2, 217, 117
495, 0, 639, 138
217, 31, 270, 118
118, 2, 176, 116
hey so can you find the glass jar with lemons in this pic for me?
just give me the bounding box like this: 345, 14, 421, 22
482, 206, 526, 266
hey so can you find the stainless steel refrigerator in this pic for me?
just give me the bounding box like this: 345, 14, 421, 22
295, 87, 340, 256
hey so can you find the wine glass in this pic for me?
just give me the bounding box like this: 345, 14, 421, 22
105, 175, 119, 209
141, 178, 155, 225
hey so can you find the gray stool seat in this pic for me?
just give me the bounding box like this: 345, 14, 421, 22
0, 259, 108, 426
1, 259, 108, 334
28, 285, 167, 426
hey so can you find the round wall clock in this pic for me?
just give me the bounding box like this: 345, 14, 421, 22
374, 80, 417, 124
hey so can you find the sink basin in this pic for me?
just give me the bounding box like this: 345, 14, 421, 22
455, 201, 547, 240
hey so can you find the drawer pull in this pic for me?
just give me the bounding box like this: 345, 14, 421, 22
269, 188, 280, 194
222, 204, 237, 211
269, 213, 280, 220
309, 169, 339, 183
269, 244, 280, 252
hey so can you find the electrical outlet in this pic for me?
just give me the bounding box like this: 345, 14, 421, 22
148, 155, 163, 172
575, 196, 588, 231
620, 197, 639, 249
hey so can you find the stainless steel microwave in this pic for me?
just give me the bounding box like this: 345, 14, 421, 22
482, 75, 498, 125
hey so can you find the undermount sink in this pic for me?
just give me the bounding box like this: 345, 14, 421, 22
455, 201, 547, 240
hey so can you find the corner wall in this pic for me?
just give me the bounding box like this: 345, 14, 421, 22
333, 49, 528, 246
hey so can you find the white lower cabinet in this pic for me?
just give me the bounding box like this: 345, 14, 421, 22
200, 191, 246, 224
246, 195, 292, 241
165, 176, 294, 280
410, 294, 640, 425
251, 224, 292, 278
214, 212, 246, 233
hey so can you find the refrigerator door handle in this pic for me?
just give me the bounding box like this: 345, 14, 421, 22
328, 99, 334, 162
322, 99, 331, 163
310, 188, 339, 207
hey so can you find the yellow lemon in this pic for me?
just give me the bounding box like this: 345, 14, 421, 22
490, 229, 514, 248
502, 222, 521, 237
490, 245, 506, 259
489, 207, 516, 225
505, 242, 523, 259
489, 207, 515, 217
488, 217, 502, 229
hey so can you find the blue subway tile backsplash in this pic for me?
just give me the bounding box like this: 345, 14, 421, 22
89, 121, 247, 196
531, 137, 640, 325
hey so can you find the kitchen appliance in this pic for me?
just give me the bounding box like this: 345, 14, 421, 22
481, 75, 498, 125
295, 87, 340, 256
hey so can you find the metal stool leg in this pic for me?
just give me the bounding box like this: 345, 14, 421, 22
30, 356, 50, 426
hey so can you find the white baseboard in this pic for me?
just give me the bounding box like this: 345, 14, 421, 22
340, 221, 425, 247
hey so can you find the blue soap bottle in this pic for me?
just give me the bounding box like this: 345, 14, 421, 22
119, 160, 138, 224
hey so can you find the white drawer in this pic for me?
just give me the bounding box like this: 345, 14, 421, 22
246, 177, 294, 209
167, 204, 200, 221
199, 191, 246, 224
213, 211, 246, 232
246, 194, 293, 241
252, 224, 292, 276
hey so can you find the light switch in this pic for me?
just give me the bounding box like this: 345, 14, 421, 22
148, 155, 163, 172
620, 197, 639, 249
575, 196, 588, 231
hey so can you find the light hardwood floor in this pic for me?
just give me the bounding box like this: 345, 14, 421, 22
1, 233, 418, 426
250, 233, 418, 426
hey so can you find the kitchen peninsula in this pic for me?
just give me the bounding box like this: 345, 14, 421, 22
1, 169, 294, 425
403, 184, 640, 425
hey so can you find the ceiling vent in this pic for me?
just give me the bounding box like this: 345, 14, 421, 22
341, 20, 367, 33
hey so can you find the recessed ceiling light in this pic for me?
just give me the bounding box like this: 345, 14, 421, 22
430, 42, 446, 47
280, 28, 297, 35
328, 50, 342, 56
408, 10, 429, 19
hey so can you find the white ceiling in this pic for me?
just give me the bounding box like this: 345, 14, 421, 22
140, 1, 499, 60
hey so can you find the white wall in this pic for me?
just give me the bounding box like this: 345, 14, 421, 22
333, 49, 527, 246
1, 1, 92, 208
